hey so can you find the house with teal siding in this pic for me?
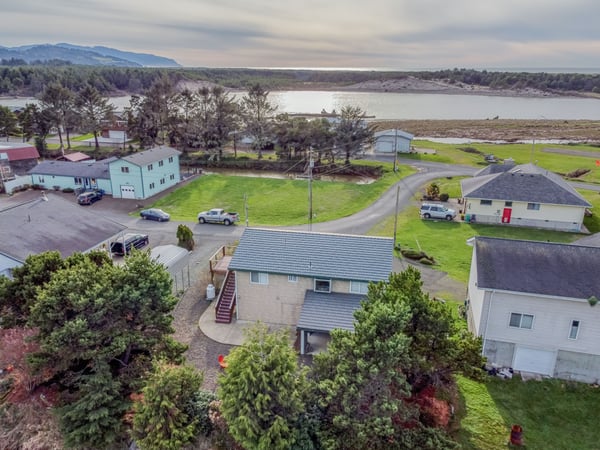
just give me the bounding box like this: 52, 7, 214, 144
28, 158, 115, 193
109, 146, 181, 199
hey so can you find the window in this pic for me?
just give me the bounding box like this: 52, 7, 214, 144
158, 160, 164, 167
314, 279, 331, 293
527, 203, 541, 210
147, 164, 153, 171
74, 177, 82, 185
160, 178, 165, 185
288, 275, 298, 283
38, 176, 44, 183
121, 166, 129, 173
480, 199, 492, 206
168, 156, 174, 163
170, 174, 175, 180
569, 320, 580, 340
250, 272, 268, 284
350, 280, 369, 294
509, 313, 534, 329
149, 182, 155, 189
505, 201, 513, 207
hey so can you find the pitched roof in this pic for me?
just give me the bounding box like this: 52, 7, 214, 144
0, 144, 40, 161
297, 291, 364, 332
0, 192, 126, 262
229, 228, 393, 281
60, 152, 92, 162
474, 236, 600, 299
461, 163, 591, 207
119, 146, 181, 167
28, 158, 115, 179
474, 160, 516, 176
374, 129, 414, 140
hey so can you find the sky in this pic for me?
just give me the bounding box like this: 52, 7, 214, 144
2, 0, 600, 70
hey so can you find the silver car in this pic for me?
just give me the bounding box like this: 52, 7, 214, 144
420, 203, 456, 221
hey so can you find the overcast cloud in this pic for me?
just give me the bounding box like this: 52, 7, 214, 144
2, 0, 599, 69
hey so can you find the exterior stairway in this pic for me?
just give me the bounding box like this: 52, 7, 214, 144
215, 271, 236, 323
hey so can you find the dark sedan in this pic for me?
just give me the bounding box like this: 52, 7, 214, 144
140, 208, 171, 222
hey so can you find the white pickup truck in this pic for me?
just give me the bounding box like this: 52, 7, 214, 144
197, 208, 240, 226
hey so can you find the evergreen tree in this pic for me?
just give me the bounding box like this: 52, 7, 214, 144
133, 362, 204, 450
218, 323, 306, 450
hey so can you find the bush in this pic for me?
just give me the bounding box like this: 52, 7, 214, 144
185, 390, 218, 436
176, 224, 195, 250
62, 187, 74, 193
419, 257, 434, 265
439, 193, 449, 202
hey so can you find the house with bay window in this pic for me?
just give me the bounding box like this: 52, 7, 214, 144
460, 163, 590, 232
467, 236, 600, 383
218, 228, 394, 353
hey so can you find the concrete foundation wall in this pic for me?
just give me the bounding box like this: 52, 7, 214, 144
555, 350, 600, 383
483, 339, 515, 368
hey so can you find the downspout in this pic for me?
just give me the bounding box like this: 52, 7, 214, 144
482, 289, 495, 356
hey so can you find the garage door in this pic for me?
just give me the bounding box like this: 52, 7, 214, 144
513, 347, 556, 375
120, 185, 135, 199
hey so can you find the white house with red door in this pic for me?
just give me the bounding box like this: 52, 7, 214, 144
460, 163, 590, 232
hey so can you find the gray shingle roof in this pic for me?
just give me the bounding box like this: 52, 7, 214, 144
0, 192, 126, 262
28, 158, 115, 179
474, 160, 516, 177
461, 163, 591, 207
229, 228, 393, 281
120, 146, 181, 167
474, 236, 600, 299
297, 290, 364, 332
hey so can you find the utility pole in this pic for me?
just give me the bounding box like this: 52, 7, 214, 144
308, 148, 314, 231
393, 128, 398, 172
393, 184, 400, 249
244, 193, 249, 226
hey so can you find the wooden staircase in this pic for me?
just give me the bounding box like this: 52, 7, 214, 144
215, 271, 236, 323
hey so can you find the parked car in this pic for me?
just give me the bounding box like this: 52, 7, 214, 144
420, 203, 456, 221
77, 190, 104, 205
109, 233, 149, 256
197, 208, 240, 226
140, 208, 170, 222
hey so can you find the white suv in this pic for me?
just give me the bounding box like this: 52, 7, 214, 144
420, 203, 456, 221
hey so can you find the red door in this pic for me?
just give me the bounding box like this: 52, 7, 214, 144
502, 208, 512, 223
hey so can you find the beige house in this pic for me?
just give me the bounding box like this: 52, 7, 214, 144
460, 163, 590, 232
220, 228, 394, 353
467, 236, 600, 383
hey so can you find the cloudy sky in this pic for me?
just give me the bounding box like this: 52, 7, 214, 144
2, 0, 600, 69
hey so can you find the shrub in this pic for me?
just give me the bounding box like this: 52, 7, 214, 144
177, 224, 195, 250
185, 390, 218, 436
419, 257, 434, 265
439, 193, 449, 202
62, 187, 74, 193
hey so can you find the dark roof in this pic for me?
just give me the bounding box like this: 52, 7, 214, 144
28, 158, 115, 179
229, 228, 393, 281
120, 146, 181, 167
0, 144, 40, 161
0, 192, 126, 262
474, 160, 517, 176
474, 236, 600, 299
461, 163, 591, 207
297, 290, 364, 332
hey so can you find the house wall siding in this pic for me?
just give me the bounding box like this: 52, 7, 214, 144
109, 154, 180, 199
109, 160, 144, 199
29, 173, 112, 194
236, 271, 352, 325
464, 198, 585, 231
374, 135, 412, 153
555, 350, 600, 383
467, 248, 486, 336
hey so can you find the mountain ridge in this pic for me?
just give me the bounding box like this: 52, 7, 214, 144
0, 43, 180, 67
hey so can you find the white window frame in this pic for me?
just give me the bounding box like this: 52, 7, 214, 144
250, 272, 268, 285
121, 166, 129, 173
350, 280, 369, 294
568, 319, 580, 340
158, 160, 164, 167
288, 275, 298, 283
147, 163, 153, 171
314, 278, 331, 293
527, 202, 541, 210
509, 312, 534, 330
480, 199, 492, 206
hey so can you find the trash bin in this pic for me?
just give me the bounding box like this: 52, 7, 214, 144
510, 424, 523, 446
206, 284, 215, 301
465, 214, 471, 223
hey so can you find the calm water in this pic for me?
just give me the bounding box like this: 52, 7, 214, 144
2, 90, 599, 120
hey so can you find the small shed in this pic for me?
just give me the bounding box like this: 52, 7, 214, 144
374, 129, 414, 153
150, 245, 191, 293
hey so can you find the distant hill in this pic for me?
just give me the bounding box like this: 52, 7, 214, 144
0, 43, 181, 67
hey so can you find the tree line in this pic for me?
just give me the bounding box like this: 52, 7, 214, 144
1, 64, 600, 97
1, 75, 376, 165
0, 250, 484, 449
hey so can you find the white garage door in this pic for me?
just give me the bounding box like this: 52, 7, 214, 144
513, 347, 556, 375
120, 185, 136, 199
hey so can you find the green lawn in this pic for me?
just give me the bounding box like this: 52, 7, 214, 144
456, 375, 600, 450
151, 162, 415, 226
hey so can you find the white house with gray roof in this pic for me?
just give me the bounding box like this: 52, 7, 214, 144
467, 236, 600, 382
225, 228, 394, 353
460, 163, 591, 232
28, 158, 115, 193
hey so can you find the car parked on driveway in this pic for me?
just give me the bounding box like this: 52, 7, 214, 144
140, 208, 170, 222
420, 203, 456, 221
77, 190, 104, 205
109, 233, 149, 256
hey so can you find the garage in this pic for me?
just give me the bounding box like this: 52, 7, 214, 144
513, 346, 556, 375
120, 185, 135, 199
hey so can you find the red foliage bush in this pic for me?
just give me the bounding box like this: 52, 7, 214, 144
414, 386, 451, 429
